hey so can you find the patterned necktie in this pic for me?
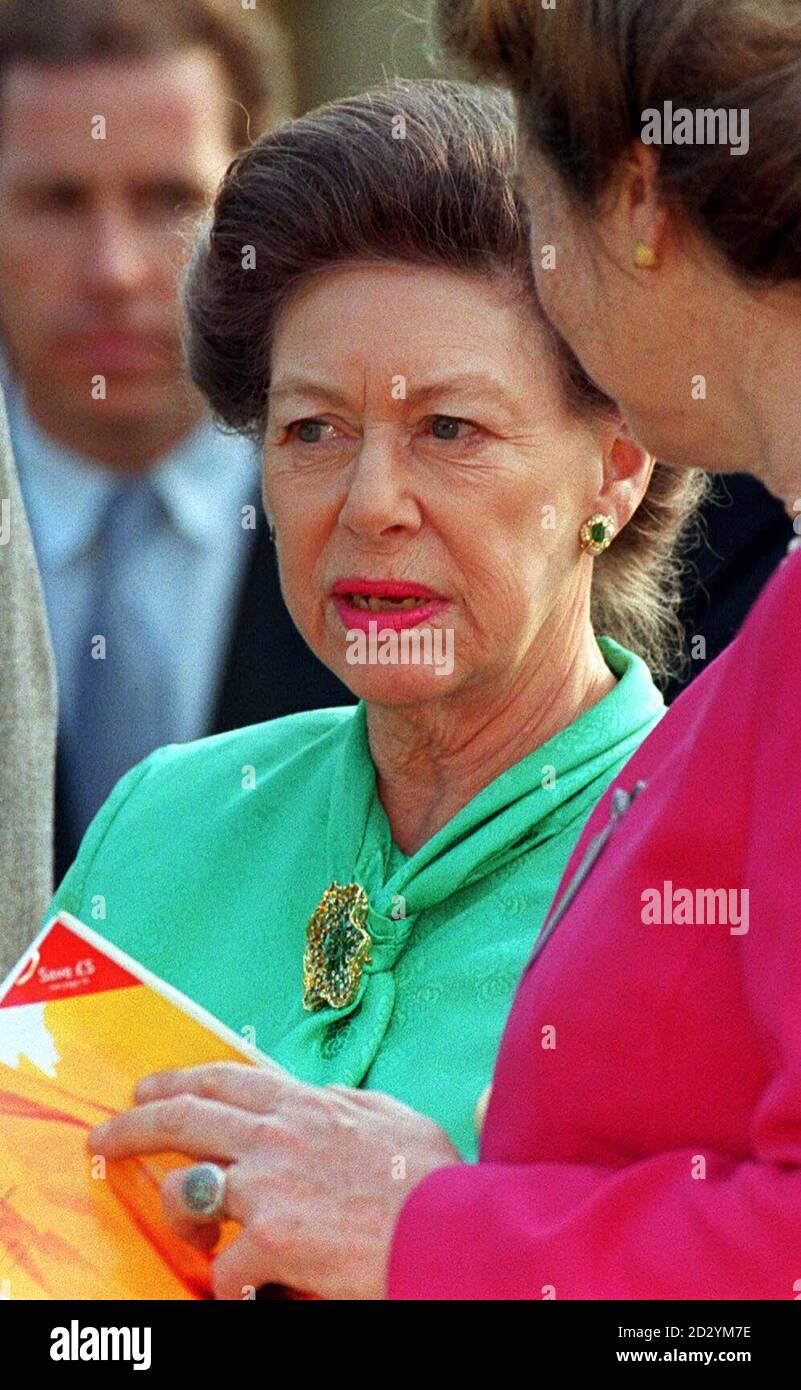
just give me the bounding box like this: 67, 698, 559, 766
63, 478, 175, 845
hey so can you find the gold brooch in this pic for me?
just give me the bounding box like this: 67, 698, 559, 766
303, 882, 372, 1011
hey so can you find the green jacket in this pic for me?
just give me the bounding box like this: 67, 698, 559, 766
46, 637, 663, 1159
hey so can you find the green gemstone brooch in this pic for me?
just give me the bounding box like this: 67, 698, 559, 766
302, 882, 372, 1011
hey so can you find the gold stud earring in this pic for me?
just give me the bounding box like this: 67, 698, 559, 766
633, 241, 659, 270
580, 513, 616, 556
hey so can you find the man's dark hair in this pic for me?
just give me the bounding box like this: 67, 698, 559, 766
0, 0, 294, 149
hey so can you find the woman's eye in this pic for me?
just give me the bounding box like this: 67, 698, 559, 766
289, 419, 336, 445
429, 416, 477, 442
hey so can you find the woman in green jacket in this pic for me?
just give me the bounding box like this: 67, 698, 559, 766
47, 81, 702, 1162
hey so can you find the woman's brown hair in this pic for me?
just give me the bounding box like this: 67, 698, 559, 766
435, 0, 801, 283
183, 78, 706, 685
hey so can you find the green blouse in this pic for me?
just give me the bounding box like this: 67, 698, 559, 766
45, 637, 663, 1159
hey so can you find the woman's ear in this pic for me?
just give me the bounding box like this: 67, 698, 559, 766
607, 140, 670, 267
629, 142, 668, 253
594, 417, 656, 532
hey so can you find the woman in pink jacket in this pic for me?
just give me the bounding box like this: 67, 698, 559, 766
91, 0, 801, 1299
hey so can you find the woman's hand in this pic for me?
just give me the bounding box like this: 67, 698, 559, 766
89, 1060, 463, 1300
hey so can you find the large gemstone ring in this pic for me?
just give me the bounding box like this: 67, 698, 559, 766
180, 1162, 227, 1219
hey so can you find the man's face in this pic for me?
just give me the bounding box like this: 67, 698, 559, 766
0, 49, 235, 437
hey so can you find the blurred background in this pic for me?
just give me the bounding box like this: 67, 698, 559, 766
285, 0, 445, 111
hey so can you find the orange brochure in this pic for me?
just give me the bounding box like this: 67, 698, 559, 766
0, 911, 264, 1300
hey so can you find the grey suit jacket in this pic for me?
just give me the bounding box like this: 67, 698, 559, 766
0, 385, 57, 976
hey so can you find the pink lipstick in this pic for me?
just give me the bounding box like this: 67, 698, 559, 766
331, 577, 450, 632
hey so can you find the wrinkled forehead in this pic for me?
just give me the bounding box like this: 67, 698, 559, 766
267, 260, 570, 430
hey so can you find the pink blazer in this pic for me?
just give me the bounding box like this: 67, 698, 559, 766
389, 550, 801, 1299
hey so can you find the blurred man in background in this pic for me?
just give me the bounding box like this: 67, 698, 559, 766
0, 0, 352, 887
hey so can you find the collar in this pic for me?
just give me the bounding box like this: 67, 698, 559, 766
151, 423, 260, 547
5, 378, 259, 567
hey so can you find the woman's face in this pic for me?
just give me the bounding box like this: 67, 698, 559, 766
519, 145, 731, 472
264, 262, 647, 706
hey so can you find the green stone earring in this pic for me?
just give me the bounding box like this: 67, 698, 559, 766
580, 513, 616, 556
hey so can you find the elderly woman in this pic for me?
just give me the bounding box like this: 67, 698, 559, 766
92, 4, 801, 1302
74, 81, 703, 1291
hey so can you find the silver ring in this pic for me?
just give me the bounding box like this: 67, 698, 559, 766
181, 1162, 227, 1219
